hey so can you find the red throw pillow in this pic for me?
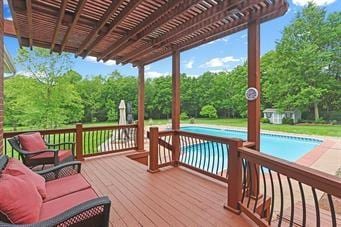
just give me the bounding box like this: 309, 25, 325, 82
0, 174, 42, 224
3, 158, 47, 199
18, 132, 47, 152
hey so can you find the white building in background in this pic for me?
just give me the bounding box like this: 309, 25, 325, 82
263, 108, 301, 124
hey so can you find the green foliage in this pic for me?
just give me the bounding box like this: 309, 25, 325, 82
180, 112, 189, 120
190, 118, 195, 124
200, 105, 218, 119
261, 118, 270, 124
282, 117, 294, 125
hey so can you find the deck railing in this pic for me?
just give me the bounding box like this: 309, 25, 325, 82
148, 127, 341, 227
147, 127, 243, 182
236, 147, 341, 227
3, 124, 138, 160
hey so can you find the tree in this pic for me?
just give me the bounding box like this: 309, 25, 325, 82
15, 47, 83, 128
200, 105, 218, 118
264, 4, 340, 121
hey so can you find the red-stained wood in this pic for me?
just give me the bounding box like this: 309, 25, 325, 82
77, 0, 125, 55
8, 0, 288, 65
25, 0, 32, 48
172, 50, 180, 165
148, 127, 159, 173
75, 123, 84, 161
247, 20, 261, 151
81, 153, 256, 227
4, 20, 16, 37
0, 0, 3, 155
60, 0, 87, 53
137, 65, 145, 152
50, 0, 68, 52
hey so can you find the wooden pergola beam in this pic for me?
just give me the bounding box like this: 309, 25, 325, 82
80, 0, 144, 58
137, 65, 145, 152
60, 0, 87, 53
101, 0, 203, 61
4, 20, 16, 37
137, 1, 287, 65
121, 0, 246, 63
50, 0, 68, 53
25, 0, 33, 48
77, 0, 125, 55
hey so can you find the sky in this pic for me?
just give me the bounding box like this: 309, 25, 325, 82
3, 0, 341, 78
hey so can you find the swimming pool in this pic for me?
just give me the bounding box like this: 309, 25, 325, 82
181, 126, 322, 162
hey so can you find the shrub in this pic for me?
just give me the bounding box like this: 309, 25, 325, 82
282, 117, 294, 125
200, 105, 218, 119
190, 118, 195, 124
180, 112, 189, 120
261, 118, 270, 123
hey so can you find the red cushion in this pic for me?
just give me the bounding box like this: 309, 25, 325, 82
0, 174, 42, 224
30, 150, 72, 162
18, 132, 47, 152
3, 158, 47, 199
44, 174, 91, 202
39, 188, 97, 221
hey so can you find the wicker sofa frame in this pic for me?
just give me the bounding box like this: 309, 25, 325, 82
0, 155, 111, 227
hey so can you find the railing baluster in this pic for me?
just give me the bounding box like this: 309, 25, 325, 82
277, 173, 284, 227
298, 182, 306, 227
327, 194, 336, 227
268, 169, 275, 225
260, 166, 267, 218
287, 177, 294, 227
312, 187, 321, 227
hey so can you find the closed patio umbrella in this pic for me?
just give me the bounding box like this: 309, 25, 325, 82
119, 100, 127, 125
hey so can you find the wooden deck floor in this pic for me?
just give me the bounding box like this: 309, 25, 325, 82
81, 152, 255, 227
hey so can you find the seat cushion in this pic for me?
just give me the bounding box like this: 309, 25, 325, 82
3, 158, 47, 199
0, 174, 42, 224
30, 150, 72, 162
39, 188, 98, 221
18, 132, 47, 152
44, 174, 91, 202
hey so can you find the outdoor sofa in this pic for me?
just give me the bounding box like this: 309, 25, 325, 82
0, 155, 111, 226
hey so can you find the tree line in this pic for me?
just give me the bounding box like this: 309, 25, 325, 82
4, 4, 340, 130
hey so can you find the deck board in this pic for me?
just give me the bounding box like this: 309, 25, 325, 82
82, 153, 255, 227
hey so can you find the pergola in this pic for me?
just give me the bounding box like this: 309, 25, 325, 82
0, 0, 288, 153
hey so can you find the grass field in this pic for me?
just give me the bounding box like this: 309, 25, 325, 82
4, 118, 341, 137
147, 118, 341, 137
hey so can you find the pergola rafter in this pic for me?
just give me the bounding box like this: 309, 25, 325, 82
80, 0, 144, 57
50, 0, 68, 53
100, 0, 204, 61
59, 0, 87, 53
25, 0, 32, 49
135, 0, 287, 65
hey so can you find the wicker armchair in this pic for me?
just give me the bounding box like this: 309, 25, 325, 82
0, 156, 111, 227
8, 132, 75, 168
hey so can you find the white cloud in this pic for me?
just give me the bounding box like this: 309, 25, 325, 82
5, 16, 13, 20
209, 69, 225, 74
145, 71, 169, 79
4, 0, 8, 6
185, 59, 194, 69
145, 65, 151, 71
201, 56, 241, 68
84, 56, 116, 66
293, 0, 336, 6
186, 74, 200, 78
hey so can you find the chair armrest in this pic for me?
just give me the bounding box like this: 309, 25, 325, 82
25, 149, 58, 156
46, 142, 75, 147
0, 197, 111, 227
36, 161, 81, 181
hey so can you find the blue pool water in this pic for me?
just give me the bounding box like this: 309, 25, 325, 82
181, 126, 322, 162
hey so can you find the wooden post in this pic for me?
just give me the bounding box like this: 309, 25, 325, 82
137, 65, 145, 152
247, 20, 261, 151
75, 123, 84, 161
225, 140, 243, 213
0, 0, 4, 155
172, 50, 180, 165
247, 20, 260, 198
148, 127, 159, 173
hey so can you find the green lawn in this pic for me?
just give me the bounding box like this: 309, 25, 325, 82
147, 118, 341, 137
